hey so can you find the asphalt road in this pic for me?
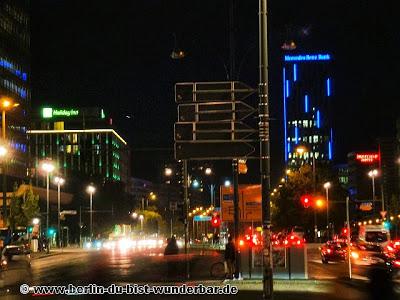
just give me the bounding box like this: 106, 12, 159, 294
0, 245, 385, 299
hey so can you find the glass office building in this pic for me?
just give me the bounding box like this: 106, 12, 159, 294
0, 0, 30, 178
27, 107, 130, 187
283, 53, 333, 168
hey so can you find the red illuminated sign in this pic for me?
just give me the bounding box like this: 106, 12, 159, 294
356, 153, 379, 164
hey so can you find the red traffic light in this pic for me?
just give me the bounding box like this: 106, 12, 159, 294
211, 216, 221, 227
300, 194, 312, 208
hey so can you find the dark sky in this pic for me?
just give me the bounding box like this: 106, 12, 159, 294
32, 1, 399, 182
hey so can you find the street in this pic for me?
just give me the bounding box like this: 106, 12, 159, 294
0, 245, 380, 299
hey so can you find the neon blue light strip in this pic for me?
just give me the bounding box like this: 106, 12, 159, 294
283, 68, 288, 162
305, 95, 309, 113
284, 54, 331, 62
329, 128, 333, 160
327, 78, 331, 96
287, 142, 291, 153
295, 126, 299, 145
286, 80, 290, 98
316, 110, 320, 128
293, 64, 297, 81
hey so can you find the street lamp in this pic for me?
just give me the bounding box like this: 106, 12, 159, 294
0, 145, 7, 221
131, 212, 138, 219
32, 218, 40, 225
87, 184, 96, 240
41, 161, 55, 240
164, 167, 173, 177
224, 180, 231, 187
139, 214, 144, 231
0, 97, 19, 226
54, 176, 65, 248
205, 167, 212, 175
324, 182, 331, 238
0, 96, 19, 140
368, 169, 379, 212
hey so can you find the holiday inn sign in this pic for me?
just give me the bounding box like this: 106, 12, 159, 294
42, 107, 79, 118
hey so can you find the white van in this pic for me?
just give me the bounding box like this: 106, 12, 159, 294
358, 225, 390, 247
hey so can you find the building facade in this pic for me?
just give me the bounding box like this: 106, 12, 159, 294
0, 0, 30, 179
282, 53, 333, 168
27, 107, 130, 187
347, 152, 381, 217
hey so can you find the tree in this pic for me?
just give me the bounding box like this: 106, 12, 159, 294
272, 164, 348, 235
9, 183, 40, 230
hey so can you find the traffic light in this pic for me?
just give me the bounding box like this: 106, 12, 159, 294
300, 194, 312, 208
211, 215, 221, 227
27, 226, 33, 233
48, 228, 56, 236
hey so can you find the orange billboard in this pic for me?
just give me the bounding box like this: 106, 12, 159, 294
220, 184, 262, 222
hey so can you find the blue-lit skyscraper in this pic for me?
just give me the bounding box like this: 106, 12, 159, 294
0, 0, 30, 179
283, 53, 333, 168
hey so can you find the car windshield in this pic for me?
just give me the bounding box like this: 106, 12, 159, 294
365, 232, 388, 243
4, 247, 23, 256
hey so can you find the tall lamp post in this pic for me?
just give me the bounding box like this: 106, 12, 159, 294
324, 182, 331, 238
1, 97, 19, 223
139, 214, 144, 231
54, 176, 65, 248
41, 161, 55, 240
87, 185, 96, 240
368, 169, 379, 212
0, 145, 7, 223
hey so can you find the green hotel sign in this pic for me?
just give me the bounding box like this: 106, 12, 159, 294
42, 107, 79, 118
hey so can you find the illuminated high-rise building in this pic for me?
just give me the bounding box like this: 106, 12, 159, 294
0, 0, 30, 179
282, 53, 333, 168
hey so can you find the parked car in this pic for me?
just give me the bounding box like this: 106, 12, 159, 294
0, 245, 31, 288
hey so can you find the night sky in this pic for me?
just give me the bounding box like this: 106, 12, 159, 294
32, 1, 399, 182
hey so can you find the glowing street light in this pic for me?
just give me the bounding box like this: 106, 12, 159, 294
0, 96, 19, 139
164, 167, 173, 177
54, 176, 65, 248
224, 180, 231, 187
368, 169, 380, 211
32, 218, 40, 225
41, 161, 55, 241
139, 214, 144, 231
87, 184, 96, 239
131, 212, 138, 219
0, 146, 7, 157
205, 167, 212, 175
324, 182, 331, 238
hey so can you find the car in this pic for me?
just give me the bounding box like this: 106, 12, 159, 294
290, 226, 305, 240
0, 245, 32, 288
320, 240, 347, 264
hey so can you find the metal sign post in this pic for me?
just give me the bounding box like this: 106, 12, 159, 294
259, 0, 273, 298
183, 160, 190, 279
346, 196, 352, 279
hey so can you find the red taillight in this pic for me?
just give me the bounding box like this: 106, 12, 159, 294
394, 260, 400, 267
327, 249, 332, 254
239, 239, 245, 247
387, 245, 395, 252
290, 235, 295, 240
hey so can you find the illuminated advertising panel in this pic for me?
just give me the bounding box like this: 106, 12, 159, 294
355, 153, 379, 164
